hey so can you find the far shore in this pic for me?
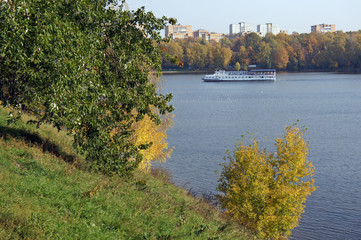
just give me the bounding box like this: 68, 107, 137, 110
162, 70, 210, 75
162, 68, 361, 75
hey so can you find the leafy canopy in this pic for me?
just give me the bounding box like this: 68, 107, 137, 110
0, 0, 175, 176
217, 125, 316, 239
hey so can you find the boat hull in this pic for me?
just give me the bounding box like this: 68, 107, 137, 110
202, 69, 276, 82
202, 78, 275, 82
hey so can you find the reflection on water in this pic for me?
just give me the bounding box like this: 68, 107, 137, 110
161, 72, 361, 240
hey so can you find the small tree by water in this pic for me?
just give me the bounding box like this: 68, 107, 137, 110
235, 62, 241, 71
217, 125, 316, 239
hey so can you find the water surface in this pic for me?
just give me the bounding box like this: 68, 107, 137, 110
160, 72, 361, 239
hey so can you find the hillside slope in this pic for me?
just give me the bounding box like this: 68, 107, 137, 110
0, 107, 252, 239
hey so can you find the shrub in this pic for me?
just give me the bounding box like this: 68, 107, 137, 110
217, 125, 316, 239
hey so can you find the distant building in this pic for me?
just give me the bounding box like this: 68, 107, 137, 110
194, 29, 224, 42
229, 22, 254, 35
165, 25, 193, 39
229, 23, 241, 35
257, 24, 268, 37
207, 32, 224, 42
257, 23, 281, 37
311, 24, 336, 33
193, 29, 209, 38
240, 22, 254, 33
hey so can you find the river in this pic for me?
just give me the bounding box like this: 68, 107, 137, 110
160, 72, 361, 239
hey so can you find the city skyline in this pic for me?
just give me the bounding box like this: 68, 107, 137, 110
129, 0, 361, 34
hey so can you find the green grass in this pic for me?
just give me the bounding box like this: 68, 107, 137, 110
0, 107, 253, 239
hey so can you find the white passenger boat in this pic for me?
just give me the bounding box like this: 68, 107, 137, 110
202, 69, 276, 82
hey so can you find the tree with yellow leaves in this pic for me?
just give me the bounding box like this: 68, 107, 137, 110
132, 112, 173, 173
217, 125, 316, 239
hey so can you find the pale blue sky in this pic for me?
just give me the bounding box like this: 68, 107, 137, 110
129, 0, 361, 34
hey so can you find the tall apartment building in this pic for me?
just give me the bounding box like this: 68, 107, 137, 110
229, 22, 254, 35
229, 23, 241, 35
311, 24, 336, 33
257, 24, 267, 37
165, 25, 193, 39
257, 23, 281, 37
240, 22, 254, 33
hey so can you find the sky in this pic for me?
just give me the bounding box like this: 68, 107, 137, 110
128, 0, 361, 35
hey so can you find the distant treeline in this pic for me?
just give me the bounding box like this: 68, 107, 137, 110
160, 31, 361, 72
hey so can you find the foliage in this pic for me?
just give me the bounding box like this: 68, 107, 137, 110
160, 41, 184, 68
0, 107, 252, 239
0, 0, 175, 176
132, 111, 173, 173
161, 31, 361, 71
217, 125, 316, 239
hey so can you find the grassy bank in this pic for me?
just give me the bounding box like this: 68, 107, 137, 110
0, 107, 252, 239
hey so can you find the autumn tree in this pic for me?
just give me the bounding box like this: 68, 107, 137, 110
220, 37, 232, 48
220, 47, 233, 69
287, 33, 305, 71
273, 46, 289, 69
160, 41, 184, 69
347, 31, 361, 69
161, 31, 361, 71
132, 111, 173, 173
185, 42, 209, 69
238, 46, 251, 69
217, 125, 316, 239
256, 41, 272, 68
245, 32, 261, 50
302, 32, 325, 69
0, 0, 175, 176
210, 43, 232, 69
329, 31, 348, 68
234, 62, 241, 71
231, 38, 245, 52
310, 32, 332, 69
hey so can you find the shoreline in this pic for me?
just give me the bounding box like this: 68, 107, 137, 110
162, 69, 361, 75
162, 70, 210, 75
